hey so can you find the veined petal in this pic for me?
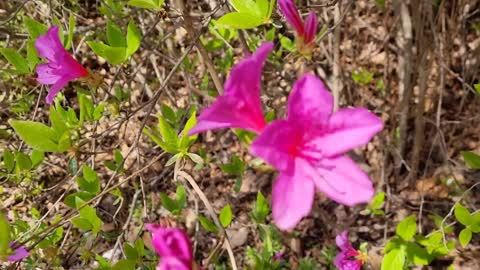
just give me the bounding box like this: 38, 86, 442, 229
45, 77, 70, 104
35, 63, 62, 84
287, 74, 333, 125
250, 120, 298, 173
272, 166, 315, 230
34, 26, 65, 62
189, 42, 273, 135
278, 0, 305, 36
304, 12, 318, 44
312, 156, 374, 206
313, 108, 383, 157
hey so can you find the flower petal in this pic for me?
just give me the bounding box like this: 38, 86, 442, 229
272, 164, 315, 230
287, 74, 333, 124
157, 257, 190, 270
7, 245, 29, 262
45, 77, 70, 104
189, 42, 273, 135
36, 63, 62, 84
61, 53, 89, 79
336, 231, 350, 250
250, 120, 298, 173
34, 26, 65, 62
145, 225, 192, 261
304, 12, 318, 44
313, 108, 383, 157
278, 0, 305, 36
312, 156, 374, 206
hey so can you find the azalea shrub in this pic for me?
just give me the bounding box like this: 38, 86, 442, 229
1, 0, 479, 270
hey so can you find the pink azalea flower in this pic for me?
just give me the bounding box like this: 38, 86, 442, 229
6, 242, 29, 262
146, 224, 197, 270
188, 42, 273, 135
35, 26, 89, 104
334, 231, 364, 270
250, 74, 383, 230
278, 0, 318, 54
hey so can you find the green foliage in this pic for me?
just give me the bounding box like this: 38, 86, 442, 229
71, 199, 104, 235
0, 48, 31, 74
87, 20, 141, 65
245, 225, 286, 270
278, 34, 295, 53
396, 215, 417, 241
198, 215, 218, 233
220, 156, 245, 175
9, 120, 69, 152
454, 203, 480, 247
251, 192, 270, 224
104, 149, 125, 173
0, 214, 11, 260
160, 185, 187, 216
217, 0, 276, 29
461, 151, 480, 169
128, 0, 165, 10
363, 191, 385, 216
352, 68, 374, 85
219, 204, 233, 228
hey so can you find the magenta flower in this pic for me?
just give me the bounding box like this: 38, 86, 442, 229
334, 231, 364, 270
35, 26, 89, 104
250, 74, 383, 230
146, 224, 197, 270
188, 42, 273, 135
6, 242, 29, 262
278, 0, 318, 54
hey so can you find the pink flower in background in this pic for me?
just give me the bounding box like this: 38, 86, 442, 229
6, 242, 29, 262
146, 224, 197, 270
250, 74, 383, 230
35, 26, 89, 104
188, 42, 273, 136
334, 231, 364, 270
278, 0, 318, 54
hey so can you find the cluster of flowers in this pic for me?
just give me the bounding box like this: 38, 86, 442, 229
9, 0, 382, 269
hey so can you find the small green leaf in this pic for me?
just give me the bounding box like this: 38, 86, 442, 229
279, 34, 295, 52
112, 259, 136, 270
9, 120, 60, 152
459, 228, 472, 247
50, 106, 69, 137
176, 185, 187, 210
3, 150, 15, 172
26, 41, 40, 71
381, 248, 406, 270
198, 215, 218, 232
123, 243, 138, 260
126, 20, 141, 57
65, 13, 76, 50
230, 0, 261, 16
461, 151, 480, 169
179, 110, 198, 150
31, 149, 44, 168
474, 84, 480, 94
454, 203, 473, 226
396, 215, 417, 241
160, 192, 179, 214
187, 153, 203, 165
0, 48, 30, 74
87, 41, 126, 65
0, 214, 11, 258
252, 191, 270, 223
220, 155, 245, 175
128, 0, 164, 9
370, 192, 385, 209
217, 12, 264, 29
219, 204, 233, 228
15, 152, 32, 171
165, 153, 181, 166
405, 242, 431, 265
71, 217, 93, 231
78, 205, 103, 235
24, 17, 48, 39
107, 21, 126, 47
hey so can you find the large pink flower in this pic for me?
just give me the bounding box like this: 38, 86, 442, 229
145, 224, 196, 270
35, 26, 89, 104
188, 42, 273, 135
278, 0, 318, 54
334, 231, 364, 270
250, 74, 383, 230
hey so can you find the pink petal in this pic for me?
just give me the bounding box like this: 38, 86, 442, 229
272, 163, 315, 230
34, 26, 64, 62
304, 12, 318, 44
336, 231, 350, 250
278, 0, 305, 36
189, 42, 273, 135
7, 245, 29, 262
146, 225, 192, 261
250, 120, 298, 173
313, 108, 383, 157
36, 63, 62, 84
287, 74, 333, 125
60, 53, 89, 79
45, 77, 70, 104
312, 156, 374, 206
157, 257, 190, 270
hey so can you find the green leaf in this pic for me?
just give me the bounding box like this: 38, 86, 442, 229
165, 153, 180, 166
230, 0, 261, 16
79, 204, 103, 235
107, 21, 126, 47
279, 34, 295, 52
257, 0, 275, 19
126, 20, 141, 56
0, 214, 11, 258
370, 192, 385, 209
50, 106, 69, 137
135, 239, 145, 257
219, 204, 233, 228
3, 150, 15, 172
176, 185, 187, 210
217, 12, 264, 29
26, 41, 40, 71
475, 84, 480, 94
220, 156, 245, 175
0, 48, 29, 74
112, 259, 136, 270
187, 153, 203, 165
123, 243, 138, 260
15, 152, 32, 171
179, 110, 198, 150
198, 215, 218, 233
87, 41, 126, 65
396, 215, 417, 241
381, 248, 406, 270
65, 13, 76, 50
405, 242, 431, 265
160, 192, 179, 214
9, 120, 60, 152
461, 151, 480, 169
459, 228, 472, 247
24, 17, 48, 39
158, 116, 178, 146
71, 217, 93, 231
64, 192, 95, 209
454, 203, 473, 226
127, 0, 164, 9
161, 104, 176, 124
93, 103, 106, 121
252, 191, 270, 223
